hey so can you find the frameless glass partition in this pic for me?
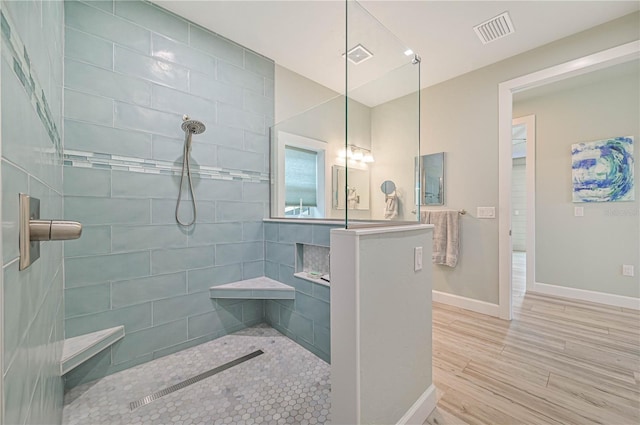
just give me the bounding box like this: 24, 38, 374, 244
270, 95, 345, 219
270, 0, 421, 227
345, 0, 420, 227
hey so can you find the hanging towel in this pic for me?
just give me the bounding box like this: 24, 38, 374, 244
420, 210, 460, 267
384, 191, 398, 219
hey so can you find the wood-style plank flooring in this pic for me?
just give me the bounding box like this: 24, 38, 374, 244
425, 252, 640, 425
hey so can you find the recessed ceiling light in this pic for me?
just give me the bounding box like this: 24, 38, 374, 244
404, 49, 414, 56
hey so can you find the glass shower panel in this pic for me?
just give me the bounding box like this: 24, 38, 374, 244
270, 94, 346, 220
269, 0, 420, 227
345, 0, 420, 227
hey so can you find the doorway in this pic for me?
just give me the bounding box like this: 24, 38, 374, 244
511, 115, 535, 308
497, 41, 639, 320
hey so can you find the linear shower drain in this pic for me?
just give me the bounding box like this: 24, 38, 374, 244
129, 349, 264, 411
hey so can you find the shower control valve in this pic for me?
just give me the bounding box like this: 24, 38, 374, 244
19, 194, 83, 270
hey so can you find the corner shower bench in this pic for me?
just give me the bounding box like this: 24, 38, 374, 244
209, 276, 295, 300
60, 326, 125, 375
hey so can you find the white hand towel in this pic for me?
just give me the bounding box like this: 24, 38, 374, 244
384, 191, 398, 219
420, 210, 460, 267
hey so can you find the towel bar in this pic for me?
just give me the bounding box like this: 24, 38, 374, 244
413, 209, 467, 215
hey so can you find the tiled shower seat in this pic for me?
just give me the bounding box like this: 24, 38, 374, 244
209, 276, 295, 300
61, 326, 125, 375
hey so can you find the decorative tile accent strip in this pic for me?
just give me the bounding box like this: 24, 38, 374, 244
0, 10, 62, 153
63, 149, 269, 183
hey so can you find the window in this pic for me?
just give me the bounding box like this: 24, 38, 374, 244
275, 132, 326, 218
285, 146, 318, 208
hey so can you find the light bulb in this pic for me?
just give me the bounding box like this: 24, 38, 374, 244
353, 150, 364, 161
363, 153, 374, 163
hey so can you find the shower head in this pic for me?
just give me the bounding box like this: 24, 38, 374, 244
181, 119, 206, 135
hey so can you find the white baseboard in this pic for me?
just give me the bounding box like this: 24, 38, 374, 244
531, 282, 640, 310
432, 290, 500, 317
396, 384, 438, 425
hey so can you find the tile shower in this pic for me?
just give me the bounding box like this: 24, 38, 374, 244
62, 0, 274, 388
2, 0, 335, 423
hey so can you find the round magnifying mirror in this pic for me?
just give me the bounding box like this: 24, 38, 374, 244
380, 180, 396, 195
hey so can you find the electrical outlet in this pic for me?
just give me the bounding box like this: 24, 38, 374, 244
414, 246, 423, 271
622, 265, 634, 277
574, 207, 584, 217
477, 207, 495, 219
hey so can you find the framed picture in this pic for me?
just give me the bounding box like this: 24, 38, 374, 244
572, 136, 634, 202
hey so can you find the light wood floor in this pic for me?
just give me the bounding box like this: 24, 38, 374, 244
425, 255, 640, 425
512, 251, 526, 298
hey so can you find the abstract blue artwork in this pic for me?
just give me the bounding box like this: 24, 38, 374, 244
572, 136, 634, 202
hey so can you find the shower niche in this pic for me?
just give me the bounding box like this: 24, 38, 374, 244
294, 243, 331, 284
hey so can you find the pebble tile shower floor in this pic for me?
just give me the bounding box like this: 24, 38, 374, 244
63, 325, 331, 425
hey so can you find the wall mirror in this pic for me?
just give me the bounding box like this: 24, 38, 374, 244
332, 165, 370, 210
419, 152, 445, 205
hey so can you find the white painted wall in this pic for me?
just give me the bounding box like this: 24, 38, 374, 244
513, 67, 639, 298
419, 12, 639, 304
275, 65, 338, 124
370, 93, 420, 221
330, 225, 435, 424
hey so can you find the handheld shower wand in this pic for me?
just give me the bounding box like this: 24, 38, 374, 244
176, 115, 206, 226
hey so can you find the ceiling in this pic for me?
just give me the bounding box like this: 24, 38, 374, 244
154, 1, 639, 105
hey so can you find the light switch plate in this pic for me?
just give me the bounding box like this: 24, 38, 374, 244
477, 207, 495, 219
622, 265, 634, 277
414, 246, 423, 271
574, 207, 584, 217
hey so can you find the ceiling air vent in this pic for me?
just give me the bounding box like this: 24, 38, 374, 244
473, 11, 515, 45
344, 44, 373, 65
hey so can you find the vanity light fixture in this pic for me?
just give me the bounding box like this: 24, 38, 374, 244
339, 145, 374, 163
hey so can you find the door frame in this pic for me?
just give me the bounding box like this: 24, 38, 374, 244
497, 40, 640, 320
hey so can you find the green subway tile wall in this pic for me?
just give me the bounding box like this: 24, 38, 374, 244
264, 222, 339, 363
1, 0, 65, 423
62, 0, 273, 389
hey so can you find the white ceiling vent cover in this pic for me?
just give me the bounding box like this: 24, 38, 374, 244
474, 11, 515, 45
344, 44, 373, 65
